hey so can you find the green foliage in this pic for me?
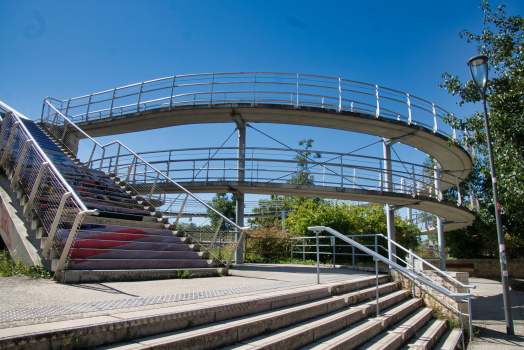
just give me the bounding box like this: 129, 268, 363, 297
285, 200, 420, 262
243, 256, 317, 265
287, 138, 322, 186
440, 1, 524, 243
0, 250, 51, 279
245, 222, 292, 259
207, 192, 236, 231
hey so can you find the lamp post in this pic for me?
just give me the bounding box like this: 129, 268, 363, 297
467, 55, 514, 335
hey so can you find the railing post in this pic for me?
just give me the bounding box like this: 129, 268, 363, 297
468, 288, 473, 341
379, 160, 383, 192
340, 156, 343, 187
352, 245, 355, 269
316, 231, 320, 284
85, 94, 92, 122
114, 144, 121, 175
147, 172, 160, 202
10, 140, 33, 189
410, 248, 416, 297
332, 236, 336, 267
302, 238, 305, 261
109, 89, 116, 117
226, 229, 246, 269
208, 218, 223, 253
338, 78, 342, 112
125, 155, 137, 183
99, 147, 106, 171
173, 194, 189, 227
170, 76, 176, 109
137, 83, 144, 113
64, 99, 71, 119
456, 176, 462, 206
375, 234, 379, 316
375, 85, 380, 118
54, 211, 86, 278
209, 73, 215, 106
0, 121, 21, 167
296, 74, 299, 108
432, 103, 437, 133
23, 162, 50, 218
87, 144, 97, 168
206, 149, 210, 182
253, 73, 257, 104
0, 116, 10, 147
459, 300, 466, 350
407, 94, 412, 125
42, 192, 73, 258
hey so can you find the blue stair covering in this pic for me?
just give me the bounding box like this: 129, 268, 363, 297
17, 120, 216, 273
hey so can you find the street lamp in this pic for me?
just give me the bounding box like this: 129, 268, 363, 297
467, 55, 514, 335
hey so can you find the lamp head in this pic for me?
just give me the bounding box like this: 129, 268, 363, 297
467, 55, 489, 98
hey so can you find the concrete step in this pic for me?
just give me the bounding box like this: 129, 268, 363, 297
59, 257, 221, 270
358, 307, 433, 350
59, 266, 228, 283
302, 298, 424, 350
68, 230, 191, 243
96, 279, 400, 350
67, 248, 209, 260
68, 239, 200, 251
63, 214, 176, 230
434, 329, 463, 350
399, 318, 448, 350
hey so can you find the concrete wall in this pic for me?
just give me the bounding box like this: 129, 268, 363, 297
421, 259, 524, 279
0, 173, 43, 267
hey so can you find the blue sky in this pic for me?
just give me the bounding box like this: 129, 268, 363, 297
1, 0, 523, 208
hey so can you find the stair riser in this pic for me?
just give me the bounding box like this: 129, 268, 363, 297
68, 241, 194, 251
68, 259, 218, 270
67, 250, 207, 260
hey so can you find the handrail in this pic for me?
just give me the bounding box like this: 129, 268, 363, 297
43, 102, 249, 232
308, 226, 473, 299
42, 72, 466, 146
373, 233, 476, 289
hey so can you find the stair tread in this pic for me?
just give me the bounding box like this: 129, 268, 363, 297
434, 328, 463, 350
399, 318, 448, 350
358, 307, 433, 350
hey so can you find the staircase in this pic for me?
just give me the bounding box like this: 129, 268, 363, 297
0, 275, 464, 350
2, 117, 225, 283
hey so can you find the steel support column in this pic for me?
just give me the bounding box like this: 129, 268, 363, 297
233, 114, 246, 264
383, 139, 396, 264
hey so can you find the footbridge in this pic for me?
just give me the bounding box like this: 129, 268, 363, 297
42, 72, 477, 267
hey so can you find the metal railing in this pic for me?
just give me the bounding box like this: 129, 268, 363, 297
89, 146, 478, 211
42, 72, 469, 147
0, 109, 98, 280
40, 101, 250, 268
306, 226, 475, 347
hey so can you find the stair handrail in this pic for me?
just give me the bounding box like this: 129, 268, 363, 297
5, 110, 89, 212
43, 101, 248, 232
308, 226, 473, 300
42, 101, 250, 269
373, 233, 476, 289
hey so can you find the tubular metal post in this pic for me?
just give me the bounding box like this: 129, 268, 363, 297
352, 245, 355, 269
42, 192, 73, 258
375, 85, 380, 118
114, 144, 121, 175
23, 162, 50, 217
302, 238, 305, 261
432, 103, 438, 133
99, 147, 106, 171
173, 194, 189, 227
10, 140, 33, 189
316, 231, 320, 284
208, 218, 223, 253
407, 94, 412, 125
460, 300, 466, 350
332, 236, 336, 267
410, 248, 416, 297
296, 74, 299, 108
54, 211, 88, 278
468, 288, 473, 341
338, 78, 342, 112
137, 83, 143, 113
125, 156, 137, 183
85, 94, 92, 121
0, 121, 21, 167
109, 89, 116, 117
210, 74, 215, 105
170, 76, 176, 108
148, 173, 160, 201
375, 235, 379, 315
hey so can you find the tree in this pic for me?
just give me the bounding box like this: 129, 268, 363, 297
207, 193, 236, 231
287, 138, 322, 186
440, 1, 524, 247
285, 199, 420, 262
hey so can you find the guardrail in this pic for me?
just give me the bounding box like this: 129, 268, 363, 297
307, 226, 474, 347
90, 146, 478, 211
42, 72, 468, 145
0, 108, 98, 280
40, 101, 250, 268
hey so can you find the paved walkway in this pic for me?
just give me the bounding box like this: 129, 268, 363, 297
468, 277, 524, 349
0, 264, 371, 329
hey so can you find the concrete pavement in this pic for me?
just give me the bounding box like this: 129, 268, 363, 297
468, 277, 524, 349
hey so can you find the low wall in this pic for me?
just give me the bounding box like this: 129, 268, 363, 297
391, 269, 471, 325
421, 259, 524, 279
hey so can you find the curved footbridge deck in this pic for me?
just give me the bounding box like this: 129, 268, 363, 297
45, 72, 477, 232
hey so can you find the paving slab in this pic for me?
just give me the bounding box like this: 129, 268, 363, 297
0, 263, 372, 330
468, 277, 524, 349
